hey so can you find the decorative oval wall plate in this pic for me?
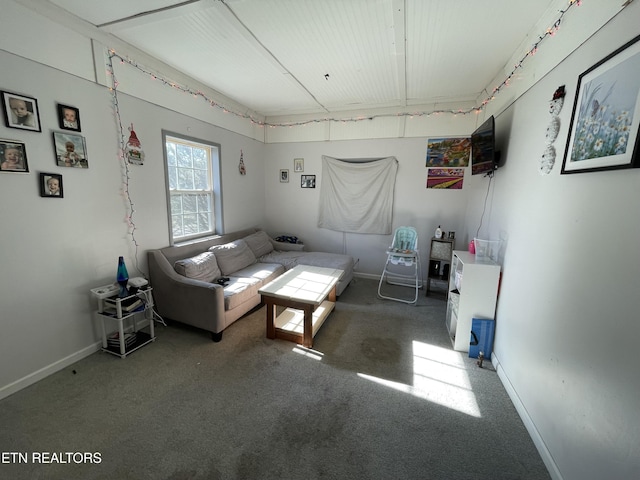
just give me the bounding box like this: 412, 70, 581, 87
540, 144, 556, 175
549, 96, 564, 116
545, 116, 561, 143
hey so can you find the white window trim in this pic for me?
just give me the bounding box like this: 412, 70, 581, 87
162, 130, 223, 245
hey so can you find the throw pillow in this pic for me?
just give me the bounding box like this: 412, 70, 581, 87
209, 239, 257, 275
174, 252, 221, 282
243, 231, 274, 258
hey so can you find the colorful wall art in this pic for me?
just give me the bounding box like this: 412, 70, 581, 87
426, 137, 471, 167
426, 168, 465, 189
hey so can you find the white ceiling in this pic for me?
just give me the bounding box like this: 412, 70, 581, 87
43, 0, 558, 118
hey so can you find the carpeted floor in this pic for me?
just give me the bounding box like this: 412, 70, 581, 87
0, 278, 550, 480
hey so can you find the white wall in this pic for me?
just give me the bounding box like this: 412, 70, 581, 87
263, 132, 477, 279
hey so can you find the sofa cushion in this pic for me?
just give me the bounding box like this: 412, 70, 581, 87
223, 263, 284, 310
222, 277, 261, 310
209, 239, 257, 276
174, 252, 221, 282
259, 251, 354, 273
296, 252, 354, 272
258, 251, 307, 270
232, 262, 285, 282
243, 230, 274, 258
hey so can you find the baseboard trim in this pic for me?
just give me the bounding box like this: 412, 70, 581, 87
354, 272, 380, 281
0, 318, 156, 400
492, 352, 563, 480
0, 341, 101, 401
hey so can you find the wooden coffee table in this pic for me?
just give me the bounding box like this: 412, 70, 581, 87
258, 265, 344, 348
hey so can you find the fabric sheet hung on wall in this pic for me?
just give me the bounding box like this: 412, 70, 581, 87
318, 155, 398, 234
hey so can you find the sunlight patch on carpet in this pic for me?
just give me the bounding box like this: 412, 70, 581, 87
292, 346, 324, 360
357, 341, 480, 417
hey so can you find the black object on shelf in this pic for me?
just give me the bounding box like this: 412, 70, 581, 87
429, 260, 441, 277
442, 263, 450, 279
103, 331, 152, 356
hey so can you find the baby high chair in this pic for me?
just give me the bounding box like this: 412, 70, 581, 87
377, 226, 422, 304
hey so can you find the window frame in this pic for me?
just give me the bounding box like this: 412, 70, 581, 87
162, 130, 223, 245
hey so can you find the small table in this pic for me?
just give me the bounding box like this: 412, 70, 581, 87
90, 285, 156, 358
258, 265, 344, 348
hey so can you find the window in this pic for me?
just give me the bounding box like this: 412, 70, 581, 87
163, 132, 223, 244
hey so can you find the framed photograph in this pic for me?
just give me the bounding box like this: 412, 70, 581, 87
294, 158, 304, 172
562, 34, 640, 174
53, 131, 88, 168
280, 169, 289, 183
40, 172, 63, 198
1, 91, 41, 132
301, 174, 316, 188
0, 139, 29, 173
57, 104, 81, 131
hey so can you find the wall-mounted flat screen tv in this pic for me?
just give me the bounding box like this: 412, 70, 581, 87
471, 115, 497, 175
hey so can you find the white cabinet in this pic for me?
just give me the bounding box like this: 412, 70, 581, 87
445, 250, 500, 352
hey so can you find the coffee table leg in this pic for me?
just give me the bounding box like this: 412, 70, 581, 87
303, 305, 313, 348
328, 285, 336, 302
265, 298, 276, 339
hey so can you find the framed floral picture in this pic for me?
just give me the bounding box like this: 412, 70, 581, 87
53, 131, 88, 168
562, 34, 640, 174
40, 172, 64, 198
1, 91, 41, 132
280, 169, 289, 182
57, 104, 81, 131
0, 139, 29, 173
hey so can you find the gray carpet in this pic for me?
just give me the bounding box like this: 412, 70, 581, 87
0, 278, 550, 480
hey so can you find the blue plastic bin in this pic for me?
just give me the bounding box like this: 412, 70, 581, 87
469, 318, 495, 359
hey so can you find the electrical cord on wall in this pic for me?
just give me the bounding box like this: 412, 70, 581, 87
475, 172, 493, 238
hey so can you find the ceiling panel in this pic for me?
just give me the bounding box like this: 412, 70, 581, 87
49, 0, 187, 25
228, 0, 403, 111
406, 0, 557, 104
36, 0, 560, 117
110, 2, 321, 114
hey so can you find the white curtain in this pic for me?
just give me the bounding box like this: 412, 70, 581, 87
318, 155, 398, 234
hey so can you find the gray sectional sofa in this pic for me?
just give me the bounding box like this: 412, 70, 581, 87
147, 227, 354, 341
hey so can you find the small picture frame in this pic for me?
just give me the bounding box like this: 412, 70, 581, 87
294, 158, 304, 172
57, 104, 81, 131
40, 172, 63, 198
1, 91, 41, 132
301, 174, 316, 188
280, 169, 289, 182
53, 131, 88, 168
0, 139, 29, 173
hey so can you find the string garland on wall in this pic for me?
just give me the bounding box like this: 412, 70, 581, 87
106, 52, 144, 277
105, 0, 582, 128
